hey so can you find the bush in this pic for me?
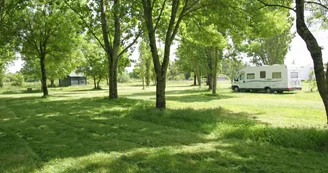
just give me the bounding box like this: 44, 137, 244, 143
10, 73, 24, 86
118, 71, 130, 83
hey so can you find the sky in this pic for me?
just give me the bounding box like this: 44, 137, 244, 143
7, 23, 328, 73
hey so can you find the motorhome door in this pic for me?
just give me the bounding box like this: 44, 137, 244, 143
238, 72, 246, 89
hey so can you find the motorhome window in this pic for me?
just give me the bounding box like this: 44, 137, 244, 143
240, 73, 244, 80
272, 72, 281, 79
247, 73, 255, 79
291, 72, 298, 78
260, 71, 266, 78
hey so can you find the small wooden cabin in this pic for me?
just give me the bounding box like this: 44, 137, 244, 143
59, 72, 87, 87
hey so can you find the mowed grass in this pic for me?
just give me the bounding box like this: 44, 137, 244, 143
0, 81, 328, 173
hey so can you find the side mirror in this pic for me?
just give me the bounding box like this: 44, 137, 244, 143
234, 78, 239, 82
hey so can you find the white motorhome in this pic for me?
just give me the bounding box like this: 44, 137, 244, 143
231, 64, 302, 93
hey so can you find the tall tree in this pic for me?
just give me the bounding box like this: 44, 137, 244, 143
0, 45, 16, 87
0, 0, 26, 87
139, 39, 153, 87
78, 41, 108, 89
176, 39, 208, 86
20, 0, 80, 97
20, 50, 82, 87
142, 0, 202, 108
258, 0, 328, 123
245, 10, 294, 65
64, 0, 142, 99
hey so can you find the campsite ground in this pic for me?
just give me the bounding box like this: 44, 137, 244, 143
1, 81, 328, 173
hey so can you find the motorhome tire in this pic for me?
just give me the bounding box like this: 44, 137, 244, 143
234, 86, 240, 92
265, 87, 272, 93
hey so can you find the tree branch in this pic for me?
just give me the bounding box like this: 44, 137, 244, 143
63, 0, 106, 51
305, 1, 328, 10
154, 0, 167, 31
258, 0, 296, 12
118, 30, 143, 58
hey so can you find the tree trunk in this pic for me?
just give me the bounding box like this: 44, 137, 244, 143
212, 48, 219, 95
93, 76, 97, 89
97, 78, 101, 89
193, 74, 197, 86
206, 47, 213, 90
109, 61, 118, 98
146, 58, 151, 86
40, 54, 48, 97
208, 74, 213, 90
50, 79, 55, 87
142, 76, 145, 90
0, 76, 3, 88
197, 73, 202, 87
156, 75, 166, 109
100, 0, 120, 99
0, 67, 3, 88
296, 0, 328, 123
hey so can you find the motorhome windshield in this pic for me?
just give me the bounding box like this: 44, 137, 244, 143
291, 72, 298, 78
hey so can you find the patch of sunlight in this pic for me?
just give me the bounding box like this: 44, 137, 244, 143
2, 118, 12, 121
34, 141, 239, 173
44, 113, 60, 118
0, 131, 6, 137
140, 128, 148, 132
91, 116, 109, 120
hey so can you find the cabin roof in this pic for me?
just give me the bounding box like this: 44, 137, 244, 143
68, 72, 85, 77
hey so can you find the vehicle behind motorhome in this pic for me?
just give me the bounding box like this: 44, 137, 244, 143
231, 64, 302, 93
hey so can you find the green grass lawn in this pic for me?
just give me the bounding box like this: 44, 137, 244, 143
1, 81, 328, 173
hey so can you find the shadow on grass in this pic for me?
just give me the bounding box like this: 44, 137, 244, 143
167, 93, 235, 103
71, 88, 109, 92
59, 140, 328, 173
0, 96, 327, 172
231, 90, 297, 95
125, 89, 214, 98
1, 89, 43, 95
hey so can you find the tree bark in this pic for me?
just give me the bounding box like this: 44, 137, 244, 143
93, 76, 97, 89
40, 54, 48, 97
207, 47, 213, 90
156, 76, 166, 109
212, 48, 219, 95
109, 61, 118, 98
146, 58, 151, 86
208, 74, 213, 90
197, 73, 202, 87
296, 0, 328, 123
193, 74, 197, 86
142, 76, 145, 90
0, 66, 3, 88
50, 79, 55, 87
97, 77, 101, 89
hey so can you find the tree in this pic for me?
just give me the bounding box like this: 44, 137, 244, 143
258, 0, 328, 123
176, 39, 208, 87
78, 41, 108, 89
0, 45, 16, 87
0, 0, 26, 47
138, 39, 153, 87
0, 0, 26, 87
20, 0, 80, 97
245, 10, 294, 66
222, 58, 246, 83
21, 51, 82, 87
141, 0, 202, 108
64, 0, 142, 99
